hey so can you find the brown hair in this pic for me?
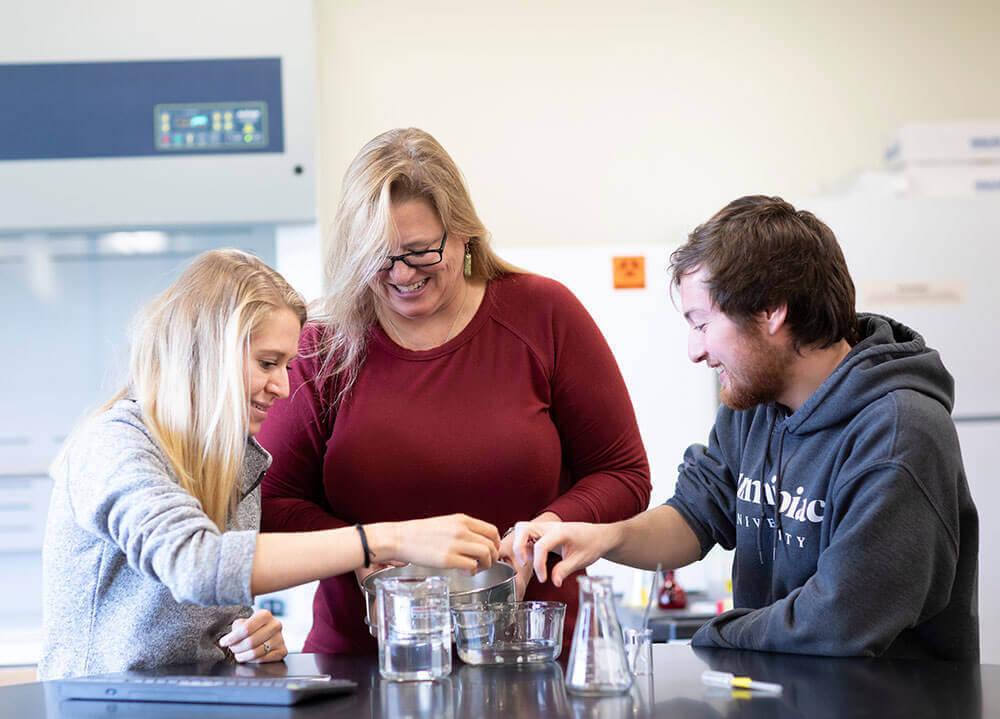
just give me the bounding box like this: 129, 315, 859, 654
670, 195, 858, 350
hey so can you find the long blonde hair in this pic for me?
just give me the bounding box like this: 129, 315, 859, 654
314, 127, 522, 400
105, 249, 305, 529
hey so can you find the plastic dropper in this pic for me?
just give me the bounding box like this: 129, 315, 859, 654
701, 670, 783, 695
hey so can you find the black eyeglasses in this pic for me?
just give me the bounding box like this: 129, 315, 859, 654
378, 232, 447, 272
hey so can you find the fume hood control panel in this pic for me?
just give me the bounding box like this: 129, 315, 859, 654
155, 102, 269, 152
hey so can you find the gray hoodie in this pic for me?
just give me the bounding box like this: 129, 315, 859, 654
39, 399, 269, 679
667, 314, 979, 659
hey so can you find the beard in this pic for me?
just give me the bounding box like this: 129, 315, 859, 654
718, 327, 793, 411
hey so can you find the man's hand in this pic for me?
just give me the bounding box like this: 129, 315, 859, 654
511, 520, 619, 587
500, 511, 562, 599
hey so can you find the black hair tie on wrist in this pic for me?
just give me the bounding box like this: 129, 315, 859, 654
355, 523, 373, 568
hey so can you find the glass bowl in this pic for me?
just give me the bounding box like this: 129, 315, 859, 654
451, 601, 566, 665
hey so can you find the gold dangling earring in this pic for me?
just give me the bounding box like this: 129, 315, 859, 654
464, 243, 472, 277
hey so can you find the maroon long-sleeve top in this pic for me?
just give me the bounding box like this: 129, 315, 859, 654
257, 273, 651, 653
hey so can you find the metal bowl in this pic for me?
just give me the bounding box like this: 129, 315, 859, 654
360, 563, 517, 637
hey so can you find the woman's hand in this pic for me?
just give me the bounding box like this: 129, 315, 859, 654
374, 514, 500, 574
500, 531, 533, 600
219, 608, 288, 663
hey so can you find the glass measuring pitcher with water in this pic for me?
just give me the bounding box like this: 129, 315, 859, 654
376, 576, 452, 681
565, 575, 633, 695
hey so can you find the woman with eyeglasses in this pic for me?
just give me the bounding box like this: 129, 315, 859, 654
39, 248, 500, 679
256, 128, 651, 653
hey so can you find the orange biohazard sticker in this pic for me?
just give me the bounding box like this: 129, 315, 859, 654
613, 256, 646, 289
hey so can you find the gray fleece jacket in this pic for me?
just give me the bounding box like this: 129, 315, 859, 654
39, 399, 269, 679
667, 314, 979, 659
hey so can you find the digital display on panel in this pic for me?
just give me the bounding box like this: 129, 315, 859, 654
154, 102, 269, 151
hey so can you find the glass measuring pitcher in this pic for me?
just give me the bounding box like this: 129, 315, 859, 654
376, 576, 452, 681
565, 575, 633, 695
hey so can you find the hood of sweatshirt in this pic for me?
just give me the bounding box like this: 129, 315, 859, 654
785, 313, 954, 436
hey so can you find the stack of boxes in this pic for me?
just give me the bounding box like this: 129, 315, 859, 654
886, 121, 1000, 196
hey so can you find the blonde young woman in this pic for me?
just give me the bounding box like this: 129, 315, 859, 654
39, 249, 500, 679
256, 128, 652, 653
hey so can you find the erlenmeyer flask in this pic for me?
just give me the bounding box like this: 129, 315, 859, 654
565, 575, 633, 695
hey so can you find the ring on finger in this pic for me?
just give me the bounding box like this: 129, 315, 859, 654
264, 641, 271, 654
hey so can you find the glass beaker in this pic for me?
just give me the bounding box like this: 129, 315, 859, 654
565, 575, 633, 695
622, 627, 653, 676
376, 576, 452, 681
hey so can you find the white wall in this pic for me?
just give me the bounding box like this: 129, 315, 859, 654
315, 0, 1000, 248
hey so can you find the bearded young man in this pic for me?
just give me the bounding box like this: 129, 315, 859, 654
513, 195, 979, 660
